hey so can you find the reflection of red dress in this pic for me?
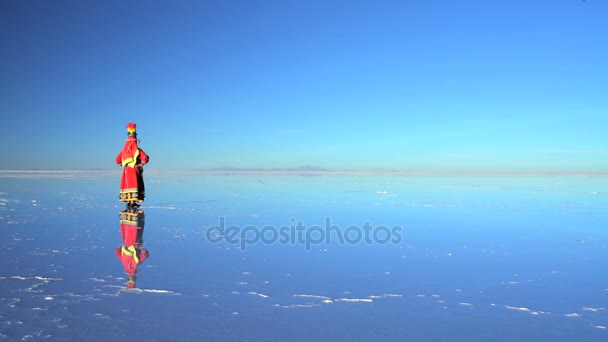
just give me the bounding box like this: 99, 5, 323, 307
116, 136, 149, 202
116, 211, 148, 288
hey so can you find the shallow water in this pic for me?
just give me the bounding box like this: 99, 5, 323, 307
1, 172, 607, 341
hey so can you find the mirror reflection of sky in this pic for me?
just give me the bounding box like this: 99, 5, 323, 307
1, 172, 607, 341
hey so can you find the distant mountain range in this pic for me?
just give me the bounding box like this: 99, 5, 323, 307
205, 165, 330, 172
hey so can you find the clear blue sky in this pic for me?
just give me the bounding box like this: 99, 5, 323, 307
1, 0, 606, 172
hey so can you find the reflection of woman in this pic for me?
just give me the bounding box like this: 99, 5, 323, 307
116, 210, 149, 288
116, 122, 149, 209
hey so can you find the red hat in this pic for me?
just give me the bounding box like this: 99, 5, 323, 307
126, 123, 137, 135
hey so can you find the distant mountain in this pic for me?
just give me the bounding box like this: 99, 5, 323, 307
270, 165, 330, 172
206, 167, 266, 172
205, 165, 330, 172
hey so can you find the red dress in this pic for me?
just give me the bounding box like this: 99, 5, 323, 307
116, 135, 149, 202
116, 210, 148, 288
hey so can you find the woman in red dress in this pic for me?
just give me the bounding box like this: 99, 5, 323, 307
116, 123, 149, 208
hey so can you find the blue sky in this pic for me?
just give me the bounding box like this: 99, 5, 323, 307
0, 0, 606, 172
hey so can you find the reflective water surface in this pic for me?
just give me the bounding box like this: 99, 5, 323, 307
1, 172, 607, 341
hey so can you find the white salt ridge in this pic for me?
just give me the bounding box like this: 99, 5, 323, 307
459, 302, 473, 307
293, 294, 332, 300
335, 298, 373, 303
275, 303, 321, 309
505, 305, 549, 315
115, 287, 182, 295
594, 325, 606, 329
248, 292, 270, 298
565, 313, 582, 317
582, 307, 604, 312
141, 289, 180, 294
1, 275, 62, 281
368, 294, 403, 299
60, 292, 102, 301
293, 303, 320, 308
89, 278, 106, 283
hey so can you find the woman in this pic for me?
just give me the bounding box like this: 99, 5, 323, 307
116, 122, 149, 208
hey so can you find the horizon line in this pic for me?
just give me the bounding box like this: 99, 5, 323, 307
0, 169, 607, 176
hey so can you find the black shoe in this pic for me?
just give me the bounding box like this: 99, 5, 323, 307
132, 203, 140, 208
